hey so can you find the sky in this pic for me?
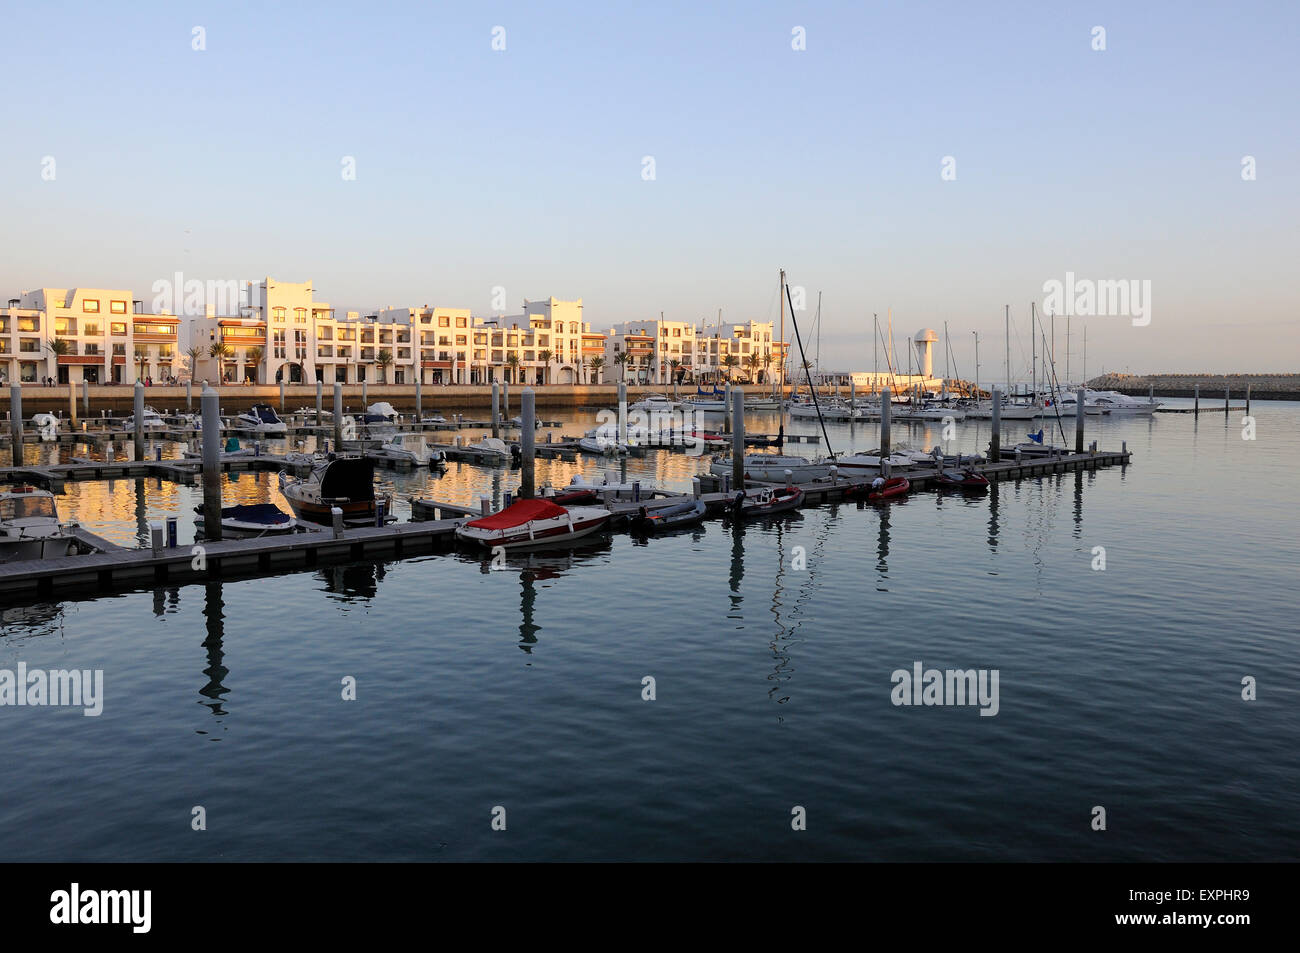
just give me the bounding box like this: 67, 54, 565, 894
1, 0, 1296, 376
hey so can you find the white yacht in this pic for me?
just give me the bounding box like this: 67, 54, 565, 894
235, 403, 288, 434
123, 406, 167, 431
382, 432, 447, 467
0, 486, 79, 562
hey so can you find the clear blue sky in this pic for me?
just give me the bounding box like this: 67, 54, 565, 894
2, 0, 1296, 374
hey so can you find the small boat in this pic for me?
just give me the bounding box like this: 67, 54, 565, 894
709, 453, 834, 483
565, 473, 651, 501
466, 436, 513, 463
509, 415, 542, 429
846, 476, 911, 502
278, 455, 394, 527
632, 499, 707, 532
359, 402, 399, 435
420, 415, 447, 425
679, 430, 729, 448
382, 432, 447, 467
547, 487, 600, 506
833, 451, 916, 474
455, 498, 612, 550
729, 485, 804, 518
933, 469, 990, 491
123, 406, 167, 432
0, 486, 79, 562
630, 393, 678, 412
743, 397, 784, 410
194, 502, 298, 538
235, 403, 287, 434
578, 428, 630, 455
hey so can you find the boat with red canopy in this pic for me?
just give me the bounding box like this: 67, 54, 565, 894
455, 498, 612, 550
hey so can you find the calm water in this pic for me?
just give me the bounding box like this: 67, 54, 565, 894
2, 401, 1297, 861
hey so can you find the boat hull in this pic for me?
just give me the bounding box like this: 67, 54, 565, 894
455, 508, 612, 550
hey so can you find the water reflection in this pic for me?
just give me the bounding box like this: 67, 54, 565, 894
198, 582, 230, 728
319, 562, 386, 600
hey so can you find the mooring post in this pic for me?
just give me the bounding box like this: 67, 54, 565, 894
362, 379, 368, 412
502, 379, 510, 420
331, 506, 344, 539
692, 476, 701, 500
68, 381, 77, 428
990, 387, 1001, 462
1075, 388, 1086, 453
9, 384, 23, 468
133, 380, 145, 461
333, 382, 343, 445
880, 386, 892, 456
618, 380, 628, 447
415, 376, 422, 422
520, 388, 536, 498
280, 379, 286, 413
491, 381, 500, 438
1148, 383, 1154, 407
83, 379, 90, 419
1246, 384, 1251, 415
315, 379, 323, 427
1225, 387, 1230, 415
1193, 383, 1199, 415
850, 379, 856, 410
201, 383, 222, 542
479, 496, 490, 516
732, 388, 746, 491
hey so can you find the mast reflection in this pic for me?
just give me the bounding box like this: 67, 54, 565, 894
199, 581, 230, 724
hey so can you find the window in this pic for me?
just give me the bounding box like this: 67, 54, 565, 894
83, 323, 100, 336
111, 322, 127, 335
83, 299, 100, 313
110, 300, 127, 314
438, 316, 450, 327
20, 363, 38, 382
294, 308, 307, 323
455, 317, 467, 328
273, 307, 286, 320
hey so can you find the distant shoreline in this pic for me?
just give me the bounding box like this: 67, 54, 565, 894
1087, 374, 1300, 401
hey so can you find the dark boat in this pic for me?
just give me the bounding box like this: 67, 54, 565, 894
549, 488, 600, 506
633, 499, 707, 532
194, 502, 298, 537
846, 476, 911, 502
933, 469, 990, 491
278, 455, 394, 527
730, 485, 804, 518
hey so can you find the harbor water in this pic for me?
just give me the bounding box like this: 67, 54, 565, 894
1, 401, 1296, 860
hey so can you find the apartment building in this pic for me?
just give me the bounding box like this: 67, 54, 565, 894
1, 288, 180, 385
605, 318, 788, 384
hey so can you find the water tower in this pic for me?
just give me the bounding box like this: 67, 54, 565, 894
913, 328, 939, 378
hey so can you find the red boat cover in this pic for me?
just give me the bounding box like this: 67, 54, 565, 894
466, 498, 567, 530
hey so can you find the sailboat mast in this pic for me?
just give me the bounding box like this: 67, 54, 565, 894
1031, 302, 1037, 400
778, 269, 785, 394
1004, 304, 1011, 395
973, 331, 980, 397
1066, 315, 1071, 383
873, 313, 878, 396
944, 320, 950, 381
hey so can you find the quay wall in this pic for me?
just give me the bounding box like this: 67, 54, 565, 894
1088, 373, 1300, 400
0, 383, 792, 417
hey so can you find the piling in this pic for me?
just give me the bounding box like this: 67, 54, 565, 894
280, 379, 286, 412
1193, 383, 1199, 415
1225, 387, 1230, 415
83, 379, 90, 418
315, 380, 323, 427
731, 388, 745, 490
502, 380, 510, 419
880, 386, 892, 456
1246, 384, 1251, 415
201, 384, 223, 541
1075, 388, 1086, 453
520, 388, 536, 498
362, 380, 368, 411
491, 381, 500, 437
618, 380, 628, 446
724, 383, 732, 432
133, 380, 145, 460
186, 379, 192, 412
68, 383, 77, 427
990, 387, 1001, 462
850, 379, 856, 409
331, 506, 344, 539
333, 382, 343, 445
1148, 384, 1154, 407
9, 385, 22, 467
415, 376, 422, 421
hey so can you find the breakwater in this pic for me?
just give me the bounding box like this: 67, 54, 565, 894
1088, 373, 1300, 400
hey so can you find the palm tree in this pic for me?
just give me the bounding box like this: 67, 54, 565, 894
504, 353, 521, 384
538, 349, 553, 385
761, 349, 774, 386
721, 354, 739, 382
589, 355, 605, 384
376, 348, 393, 383
186, 345, 203, 382
135, 347, 149, 381
746, 352, 761, 383
614, 351, 629, 382
209, 342, 232, 382
669, 358, 681, 383
245, 346, 263, 384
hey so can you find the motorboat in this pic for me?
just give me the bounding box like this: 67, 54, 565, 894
509, 415, 542, 429
278, 455, 394, 527
578, 427, 630, 455
1044, 394, 1106, 416
455, 498, 612, 550
630, 393, 678, 412
32, 413, 60, 441
0, 486, 80, 562
124, 406, 167, 432
194, 502, 299, 538
1089, 391, 1161, 414
465, 436, 514, 463
743, 397, 784, 410
546, 487, 601, 506
832, 451, 917, 474
632, 499, 707, 532
709, 453, 835, 483
566, 473, 654, 501
235, 403, 287, 435
727, 485, 804, 518
846, 476, 910, 502
420, 415, 447, 425
933, 469, 990, 491
359, 402, 399, 435
381, 432, 447, 467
